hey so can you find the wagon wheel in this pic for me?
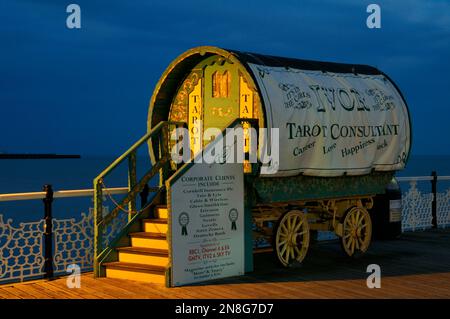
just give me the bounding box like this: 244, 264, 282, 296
340, 206, 372, 257
274, 210, 310, 267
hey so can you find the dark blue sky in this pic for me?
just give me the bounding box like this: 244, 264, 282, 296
1, 0, 449, 156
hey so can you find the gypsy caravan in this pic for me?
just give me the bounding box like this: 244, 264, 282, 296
94, 46, 411, 287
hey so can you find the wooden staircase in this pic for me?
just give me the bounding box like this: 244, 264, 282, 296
103, 205, 169, 284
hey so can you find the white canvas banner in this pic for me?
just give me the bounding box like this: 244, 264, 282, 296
249, 64, 411, 177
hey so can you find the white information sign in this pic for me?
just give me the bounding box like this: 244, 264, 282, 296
170, 161, 244, 286
248, 64, 411, 177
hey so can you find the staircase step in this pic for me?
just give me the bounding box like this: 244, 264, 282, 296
104, 262, 166, 284
104, 261, 166, 272
117, 247, 169, 266
142, 218, 168, 234
130, 232, 168, 249
155, 205, 168, 219
117, 246, 168, 256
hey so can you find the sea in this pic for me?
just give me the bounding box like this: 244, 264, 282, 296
0, 155, 449, 224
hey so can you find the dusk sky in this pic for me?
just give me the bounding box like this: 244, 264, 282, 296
1, 0, 449, 156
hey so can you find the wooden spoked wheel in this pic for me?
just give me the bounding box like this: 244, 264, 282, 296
275, 210, 310, 267
341, 206, 372, 257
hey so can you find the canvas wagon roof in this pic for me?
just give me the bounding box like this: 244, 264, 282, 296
147, 46, 397, 128
227, 48, 382, 75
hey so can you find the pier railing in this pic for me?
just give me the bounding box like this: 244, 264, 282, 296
396, 173, 450, 231
0, 186, 128, 284
1, 172, 450, 284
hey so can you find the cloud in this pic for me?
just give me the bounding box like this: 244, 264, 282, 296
1, 0, 449, 154
386, 0, 450, 33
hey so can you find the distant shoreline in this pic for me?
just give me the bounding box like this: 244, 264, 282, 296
0, 154, 81, 159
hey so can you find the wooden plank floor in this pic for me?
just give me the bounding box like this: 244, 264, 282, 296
1, 229, 450, 299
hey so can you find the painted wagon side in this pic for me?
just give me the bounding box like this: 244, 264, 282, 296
147, 46, 411, 267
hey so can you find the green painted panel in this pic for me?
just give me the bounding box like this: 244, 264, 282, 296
252, 172, 394, 204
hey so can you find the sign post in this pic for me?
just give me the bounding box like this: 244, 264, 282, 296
169, 161, 244, 286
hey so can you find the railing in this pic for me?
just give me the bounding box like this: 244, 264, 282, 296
1, 175, 449, 284
0, 186, 128, 284
1, 120, 450, 285
92, 121, 185, 276
397, 172, 450, 231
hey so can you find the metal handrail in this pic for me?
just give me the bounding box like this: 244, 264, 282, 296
396, 176, 450, 182
396, 176, 434, 182
94, 122, 164, 183
0, 187, 129, 202
166, 117, 260, 188
93, 121, 185, 183
1, 176, 447, 201
93, 120, 185, 276
92, 118, 260, 276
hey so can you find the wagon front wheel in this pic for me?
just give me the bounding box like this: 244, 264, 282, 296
341, 206, 372, 257
275, 210, 310, 267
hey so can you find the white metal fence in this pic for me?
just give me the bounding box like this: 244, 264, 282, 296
396, 175, 450, 231
0, 187, 129, 284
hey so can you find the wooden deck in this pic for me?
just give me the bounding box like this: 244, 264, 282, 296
1, 229, 450, 299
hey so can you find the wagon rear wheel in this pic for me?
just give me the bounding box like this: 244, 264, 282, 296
274, 210, 310, 267
340, 206, 372, 257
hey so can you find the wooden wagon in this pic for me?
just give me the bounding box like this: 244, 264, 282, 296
94, 46, 411, 285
